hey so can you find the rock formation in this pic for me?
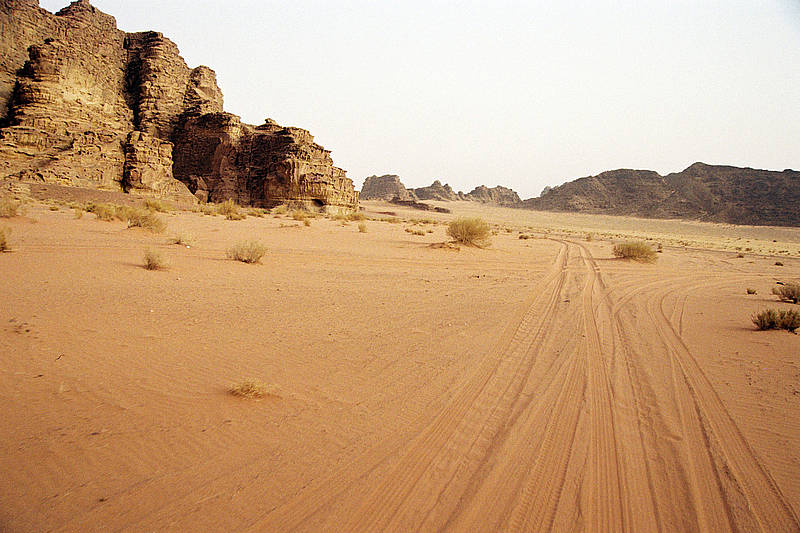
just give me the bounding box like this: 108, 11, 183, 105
521, 163, 800, 227
360, 175, 417, 201
413, 180, 460, 201
0, 0, 357, 210
461, 185, 521, 206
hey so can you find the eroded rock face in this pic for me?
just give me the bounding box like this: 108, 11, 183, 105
360, 175, 417, 201
462, 185, 521, 206
0, 0, 357, 210
414, 180, 460, 201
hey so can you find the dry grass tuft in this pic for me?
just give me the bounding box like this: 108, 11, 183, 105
0, 226, 11, 252
217, 199, 245, 220
143, 198, 170, 213
0, 197, 23, 218
229, 380, 277, 399
143, 249, 167, 270
772, 283, 800, 304
227, 241, 267, 264
752, 308, 800, 333
127, 210, 167, 233
168, 233, 194, 246
746, 288, 757, 295
612, 241, 657, 263
358, 222, 367, 233
447, 217, 491, 248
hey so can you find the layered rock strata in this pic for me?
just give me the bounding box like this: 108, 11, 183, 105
0, 0, 357, 210
360, 175, 417, 201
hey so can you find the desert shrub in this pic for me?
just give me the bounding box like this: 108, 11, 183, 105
227, 241, 267, 264
775, 261, 784, 266
746, 288, 757, 295
347, 211, 366, 222
0, 197, 23, 218
303, 218, 311, 227
143, 249, 166, 270
358, 222, 367, 233
88, 202, 117, 221
0, 227, 10, 252
753, 308, 800, 332
127, 210, 167, 233
447, 217, 491, 247
772, 283, 800, 304
49, 205, 60, 211
272, 204, 288, 215
229, 380, 273, 399
737, 253, 745, 258
585, 233, 593, 242
217, 199, 245, 220
291, 210, 308, 221
383, 216, 401, 224
168, 233, 194, 246
519, 234, 530, 240
199, 204, 216, 216
248, 208, 265, 218
612, 241, 657, 263
73, 207, 84, 219
143, 198, 170, 213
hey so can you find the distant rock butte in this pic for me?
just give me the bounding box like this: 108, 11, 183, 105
522, 163, 800, 227
0, 0, 357, 210
360, 175, 520, 206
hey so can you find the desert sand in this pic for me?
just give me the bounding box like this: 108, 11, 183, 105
1, 196, 799, 532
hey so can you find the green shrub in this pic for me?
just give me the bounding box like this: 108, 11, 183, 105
0, 226, 10, 252
612, 241, 657, 263
772, 283, 800, 304
127, 210, 167, 233
227, 241, 267, 264
447, 217, 491, 247
143, 249, 166, 270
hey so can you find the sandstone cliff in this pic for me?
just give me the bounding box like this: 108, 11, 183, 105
461, 185, 521, 206
0, 0, 357, 210
413, 180, 460, 201
521, 163, 800, 227
360, 175, 417, 201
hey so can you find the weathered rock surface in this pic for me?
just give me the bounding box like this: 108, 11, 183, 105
413, 180, 460, 201
461, 185, 521, 206
0, 0, 357, 210
521, 163, 800, 227
360, 175, 417, 201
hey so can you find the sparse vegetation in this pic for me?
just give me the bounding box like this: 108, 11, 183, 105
291, 210, 308, 221
752, 308, 800, 333
227, 241, 267, 264
217, 199, 245, 220
0, 197, 23, 218
746, 288, 757, 295
775, 261, 784, 266
143, 249, 167, 270
0, 227, 10, 252
519, 234, 531, 240
612, 241, 657, 263
168, 233, 194, 246
229, 380, 275, 399
73, 207, 84, 219
447, 217, 491, 248
772, 283, 800, 304
143, 198, 170, 213
127, 210, 167, 233
358, 222, 367, 233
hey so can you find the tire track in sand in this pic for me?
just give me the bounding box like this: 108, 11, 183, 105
246, 241, 571, 531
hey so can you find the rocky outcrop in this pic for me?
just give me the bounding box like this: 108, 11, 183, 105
414, 180, 460, 201
461, 185, 521, 206
0, 0, 357, 210
360, 174, 417, 201
521, 163, 800, 227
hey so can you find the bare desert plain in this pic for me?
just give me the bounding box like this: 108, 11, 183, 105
2, 193, 800, 532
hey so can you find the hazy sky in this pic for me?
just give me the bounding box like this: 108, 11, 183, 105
40, 0, 800, 198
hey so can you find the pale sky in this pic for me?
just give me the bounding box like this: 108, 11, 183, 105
40, 0, 800, 199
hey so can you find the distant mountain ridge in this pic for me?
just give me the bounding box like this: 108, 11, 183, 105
522, 163, 800, 227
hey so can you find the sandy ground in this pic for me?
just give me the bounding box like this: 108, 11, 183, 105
1, 195, 799, 532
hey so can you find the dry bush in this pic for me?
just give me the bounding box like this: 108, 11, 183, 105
199, 204, 216, 216
347, 211, 366, 221
168, 233, 194, 246
0, 227, 10, 252
358, 222, 367, 233
772, 283, 800, 304
447, 217, 491, 247
217, 199, 245, 220
227, 241, 267, 264
0, 197, 23, 218
127, 210, 167, 233
272, 204, 288, 215
519, 234, 531, 240
752, 308, 800, 332
229, 380, 275, 399
73, 207, 84, 219
612, 241, 657, 263
143, 249, 166, 270
248, 208, 265, 218
88, 202, 117, 221
303, 218, 311, 227
143, 198, 170, 213
585, 233, 593, 241
775, 261, 784, 266
291, 210, 308, 221
746, 288, 757, 295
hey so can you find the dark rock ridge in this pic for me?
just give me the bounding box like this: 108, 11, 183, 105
521, 163, 800, 227
0, 0, 357, 210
